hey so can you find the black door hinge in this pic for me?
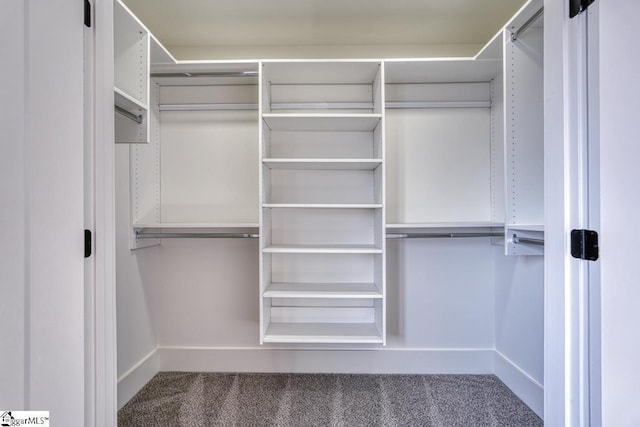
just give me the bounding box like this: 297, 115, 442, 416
85, 229, 92, 258
570, 0, 596, 18
571, 229, 599, 261
84, 0, 91, 27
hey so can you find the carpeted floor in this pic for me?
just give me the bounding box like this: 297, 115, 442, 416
118, 372, 543, 426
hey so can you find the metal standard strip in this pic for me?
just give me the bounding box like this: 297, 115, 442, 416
136, 232, 259, 239
512, 235, 545, 246
386, 232, 504, 239
511, 7, 544, 42
115, 105, 144, 124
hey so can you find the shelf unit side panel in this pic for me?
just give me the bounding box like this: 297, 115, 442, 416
505, 27, 544, 228
491, 72, 506, 223
130, 81, 160, 249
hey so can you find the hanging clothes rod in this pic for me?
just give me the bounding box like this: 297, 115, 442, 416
115, 105, 144, 124
386, 232, 504, 239
136, 232, 259, 239
512, 235, 545, 246
511, 7, 544, 42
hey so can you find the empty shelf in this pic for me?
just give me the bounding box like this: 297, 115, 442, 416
263, 244, 382, 254
263, 203, 383, 209
263, 282, 382, 299
263, 323, 383, 344
114, 86, 147, 112
263, 114, 382, 131
263, 158, 382, 170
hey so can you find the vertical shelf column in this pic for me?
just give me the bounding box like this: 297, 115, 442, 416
114, 0, 150, 144
259, 61, 386, 344
503, 1, 544, 256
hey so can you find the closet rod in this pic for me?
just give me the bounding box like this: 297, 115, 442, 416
512, 235, 545, 246
151, 71, 259, 78
511, 7, 544, 42
115, 105, 144, 124
386, 232, 504, 239
136, 232, 258, 239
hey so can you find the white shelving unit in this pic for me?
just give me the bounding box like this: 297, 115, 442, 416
128, 60, 261, 247
260, 61, 386, 344
384, 54, 504, 228
504, 0, 544, 255
114, 0, 150, 143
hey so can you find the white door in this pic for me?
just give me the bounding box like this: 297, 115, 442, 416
0, 0, 87, 424
592, 1, 640, 425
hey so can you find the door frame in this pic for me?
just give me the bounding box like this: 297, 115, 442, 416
92, 0, 118, 425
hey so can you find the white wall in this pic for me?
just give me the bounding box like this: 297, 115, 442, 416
0, 0, 26, 409
0, 0, 86, 423
597, 1, 640, 424
145, 238, 496, 367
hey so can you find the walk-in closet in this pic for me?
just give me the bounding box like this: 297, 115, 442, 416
114, 0, 545, 420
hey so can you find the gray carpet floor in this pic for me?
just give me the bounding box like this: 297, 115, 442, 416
118, 372, 543, 426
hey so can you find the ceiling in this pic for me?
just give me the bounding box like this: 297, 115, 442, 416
123, 0, 528, 59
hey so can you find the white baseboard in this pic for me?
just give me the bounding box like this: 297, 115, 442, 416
158, 346, 495, 374
493, 350, 543, 418
117, 348, 160, 410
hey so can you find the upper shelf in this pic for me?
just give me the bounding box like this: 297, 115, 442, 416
262, 114, 382, 131
384, 58, 502, 84
262, 61, 381, 85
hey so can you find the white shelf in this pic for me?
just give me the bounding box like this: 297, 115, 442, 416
386, 222, 504, 229
262, 114, 382, 131
114, 87, 148, 112
263, 244, 382, 254
263, 158, 382, 170
263, 282, 382, 299
506, 224, 544, 232
263, 323, 383, 344
134, 223, 259, 233
263, 203, 382, 209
